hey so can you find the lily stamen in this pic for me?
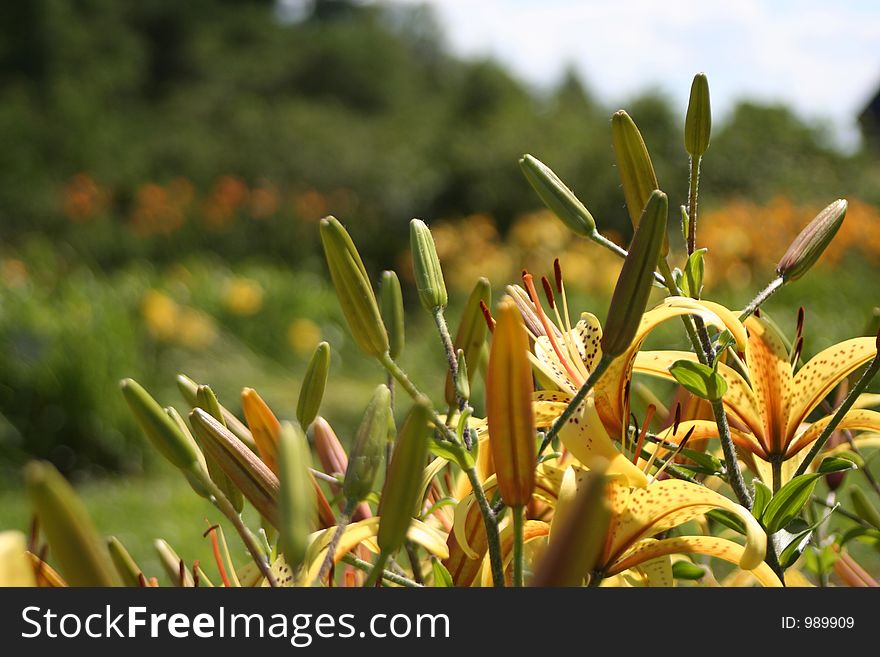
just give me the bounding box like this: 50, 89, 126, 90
632, 404, 655, 465
650, 426, 695, 482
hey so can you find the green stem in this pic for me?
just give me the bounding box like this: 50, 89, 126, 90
793, 352, 880, 478
432, 307, 473, 449
340, 553, 421, 588
312, 499, 355, 586
687, 156, 701, 255
714, 277, 784, 356
205, 478, 277, 587
364, 551, 390, 587
512, 505, 525, 587
538, 354, 612, 456
771, 457, 783, 495
590, 231, 668, 287
405, 541, 424, 585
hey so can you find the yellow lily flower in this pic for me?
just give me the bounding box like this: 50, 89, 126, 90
513, 268, 747, 487
553, 470, 779, 587
637, 314, 880, 486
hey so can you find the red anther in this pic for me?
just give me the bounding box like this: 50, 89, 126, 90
178, 559, 186, 587
479, 300, 496, 333
554, 258, 564, 294
138, 572, 148, 587
632, 404, 655, 465
541, 276, 556, 309
673, 402, 682, 436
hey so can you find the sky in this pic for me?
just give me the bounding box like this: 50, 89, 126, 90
397, 0, 880, 149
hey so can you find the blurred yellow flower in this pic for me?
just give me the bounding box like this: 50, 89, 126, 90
224, 277, 264, 316
141, 290, 179, 340
175, 308, 217, 349
287, 318, 322, 356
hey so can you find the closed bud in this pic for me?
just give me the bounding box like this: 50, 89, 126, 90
107, 536, 143, 587
684, 73, 711, 158
312, 417, 372, 521
486, 297, 536, 507
776, 199, 846, 282
176, 374, 256, 451
154, 539, 193, 587
319, 216, 389, 357
379, 270, 405, 359
519, 154, 596, 237
241, 387, 281, 474
850, 487, 880, 530
189, 408, 280, 527
278, 421, 315, 571
343, 385, 392, 505
121, 378, 204, 474
296, 341, 330, 429
24, 461, 121, 586
377, 401, 431, 554
445, 278, 491, 407
410, 219, 448, 311
611, 110, 668, 255
194, 386, 244, 513
601, 190, 668, 357
454, 349, 470, 401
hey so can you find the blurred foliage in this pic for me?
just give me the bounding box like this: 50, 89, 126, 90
3, 0, 880, 267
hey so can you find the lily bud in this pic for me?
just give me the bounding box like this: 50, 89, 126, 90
107, 536, 143, 587
278, 422, 315, 571
196, 385, 244, 513
601, 190, 668, 357
343, 385, 392, 505
454, 349, 470, 402
379, 270, 405, 359
121, 379, 205, 474
154, 539, 193, 587
519, 154, 596, 237
296, 341, 330, 429
312, 417, 372, 521
611, 110, 668, 254
445, 277, 491, 407
776, 199, 847, 282
850, 488, 880, 530
24, 461, 121, 587
410, 218, 448, 311
532, 471, 610, 586
241, 387, 281, 474
176, 374, 256, 451
320, 216, 389, 357
486, 297, 536, 507
189, 408, 280, 527
684, 73, 711, 158
376, 401, 431, 554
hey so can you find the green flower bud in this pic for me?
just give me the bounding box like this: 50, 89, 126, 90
519, 154, 597, 237
601, 190, 668, 357
454, 348, 470, 402
121, 378, 203, 473
189, 408, 280, 527
320, 216, 389, 357
107, 536, 143, 587
176, 373, 257, 451
25, 461, 121, 586
850, 487, 880, 530
379, 270, 405, 360
776, 199, 846, 282
343, 385, 392, 504
410, 219, 448, 312
444, 277, 491, 407
278, 421, 316, 571
611, 110, 668, 255
296, 341, 330, 429
377, 401, 431, 554
685, 73, 712, 158
195, 385, 244, 513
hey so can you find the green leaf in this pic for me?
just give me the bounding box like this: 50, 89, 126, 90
778, 526, 813, 569
803, 544, 838, 577
817, 455, 859, 474
668, 360, 728, 401
682, 248, 707, 298
840, 526, 880, 547
751, 480, 772, 520
672, 560, 705, 580
761, 473, 823, 534
420, 496, 457, 521
679, 448, 723, 475
429, 438, 474, 470
537, 451, 562, 465
431, 559, 453, 587
706, 509, 746, 535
